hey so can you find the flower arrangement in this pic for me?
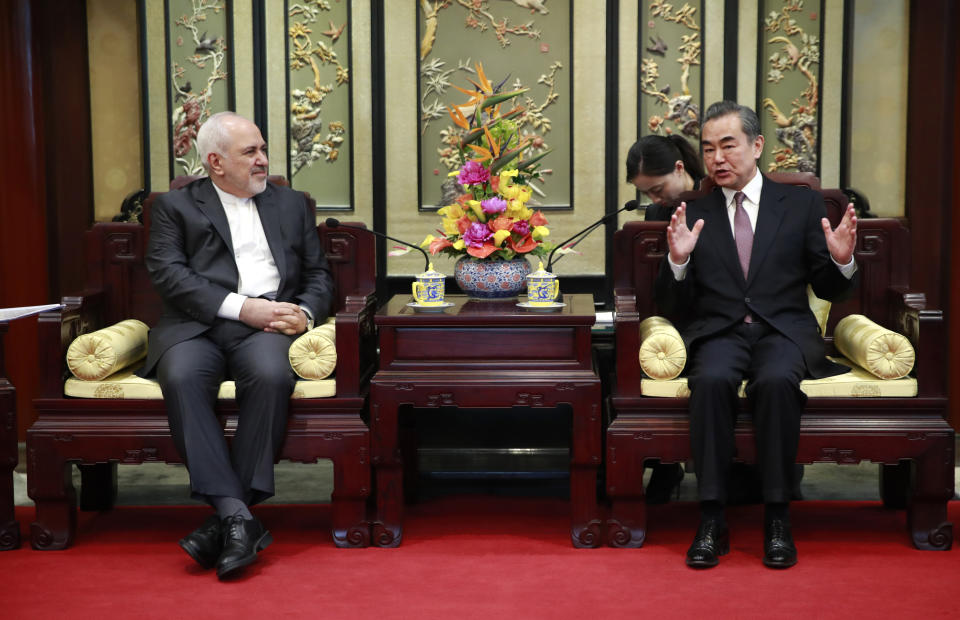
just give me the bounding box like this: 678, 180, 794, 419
421, 63, 554, 261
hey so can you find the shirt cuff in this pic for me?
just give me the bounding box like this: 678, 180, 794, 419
217, 293, 247, 321
299, 304, 315, 331
668, 255, 689, 281
832, 256, 858, 280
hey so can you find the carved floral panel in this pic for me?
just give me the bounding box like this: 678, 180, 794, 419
287, 0, 352, 210
417, 0, 571, 211
638, 0, 703, 145
759, 0, 824, 174
167, 0, 234, 177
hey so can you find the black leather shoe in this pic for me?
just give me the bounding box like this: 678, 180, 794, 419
763, 519, 797, 568
178, 514, 223, 569
645, 463, 685, 505
216, 515, 273, 580
685, 519, 729, 568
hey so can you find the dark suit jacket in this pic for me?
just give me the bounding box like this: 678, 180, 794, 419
654, 176, 858, 379
141, 177, 334, 375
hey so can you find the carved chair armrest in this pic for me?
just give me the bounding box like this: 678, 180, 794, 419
888, 287, 945, 398
612, 287, 644, 398
37, 290, 108, 398
333, 288, 377, 397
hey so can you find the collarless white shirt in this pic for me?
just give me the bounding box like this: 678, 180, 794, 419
212, 182, 281, 320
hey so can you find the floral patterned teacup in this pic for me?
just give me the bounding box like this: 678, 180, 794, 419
525, 261, 560, 306
412, 263, 446, 306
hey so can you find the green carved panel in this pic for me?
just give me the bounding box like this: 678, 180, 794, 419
287, 0, 352, 210
758, 0, 823, 174
638, 0, 703, 143
418, 0, 571, 211
167, 0, 233, 177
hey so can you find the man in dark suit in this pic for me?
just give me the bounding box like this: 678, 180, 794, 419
143, 111, 334, 579
656, 101, 858, 569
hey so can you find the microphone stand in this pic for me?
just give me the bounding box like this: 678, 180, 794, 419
325, 218, 431, 272
545, 201, 638, 272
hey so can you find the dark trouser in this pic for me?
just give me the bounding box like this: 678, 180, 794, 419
687, 321, 806, 505
156, 320, 296, 506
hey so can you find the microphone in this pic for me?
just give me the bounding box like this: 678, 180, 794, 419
545, 200, 639, 272
325, 218, 430, 272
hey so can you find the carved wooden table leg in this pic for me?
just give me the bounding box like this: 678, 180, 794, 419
370, 397, 403, 547
27, 437, 77, 550
329, 433, 371, 548
604, 414, 651, 548
570, 389, 602, 548
907, 433, 954, 550
0, 323, 18, 550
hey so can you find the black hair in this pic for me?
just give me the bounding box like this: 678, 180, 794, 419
702, 100, 762, 140
625, 134, 706, 184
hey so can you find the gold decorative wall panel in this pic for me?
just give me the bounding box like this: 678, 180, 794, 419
417, 0, 571, 211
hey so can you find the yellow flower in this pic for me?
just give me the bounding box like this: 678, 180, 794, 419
467, 200, 484, 219
442, 218, 461, 235
532, 225, 550, 240
438, 204, 464, 219
492, 229, 512, 246
515, 185, 532, 203
420, 234, 435, 248
452, 239, 466, 250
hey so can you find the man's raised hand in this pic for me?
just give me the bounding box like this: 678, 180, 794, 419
822, 203, 857, 266
666, 202, 704, 265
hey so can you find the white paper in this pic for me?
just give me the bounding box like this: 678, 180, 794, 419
0, 304, 64, 322
594, 311, 614, 325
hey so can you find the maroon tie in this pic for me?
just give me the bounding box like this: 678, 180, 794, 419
733, 191, 754, 323
733, 191, 752, 279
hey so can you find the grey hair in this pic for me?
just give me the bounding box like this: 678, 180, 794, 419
196, 111, 244, 172
702, 101, 762, 140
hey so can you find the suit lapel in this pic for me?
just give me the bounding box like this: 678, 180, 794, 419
195, 178, 235, 255
254, 184, 287, 291
746, 178, 787, 288
700, 190, 746, 286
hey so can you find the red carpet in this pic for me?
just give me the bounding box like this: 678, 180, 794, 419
4, 499, 959, 619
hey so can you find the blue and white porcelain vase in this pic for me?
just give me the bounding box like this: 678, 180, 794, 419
454, 256, 531, 299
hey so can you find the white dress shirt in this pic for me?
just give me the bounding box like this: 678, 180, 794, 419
669, 169, 856, 280
212, 183, 281, 321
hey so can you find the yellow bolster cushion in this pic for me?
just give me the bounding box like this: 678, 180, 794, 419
834, 314, 915, 379
638, 316, 686, 380
288, 318, 337, 380
806, 285, 831, 336
66, 319, 150, 381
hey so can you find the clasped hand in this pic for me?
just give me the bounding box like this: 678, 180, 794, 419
239, 298, 307, 335
665, 202, 858, 266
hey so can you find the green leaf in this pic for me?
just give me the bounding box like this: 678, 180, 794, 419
480, 89, 528, 111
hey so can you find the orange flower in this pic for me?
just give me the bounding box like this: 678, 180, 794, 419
428, 237, 453, 254
456, 214, 474, 234
529, 210, 548, 227
508, 234, 538, 253
466, 242, 499, 258
487, 216, 514, 232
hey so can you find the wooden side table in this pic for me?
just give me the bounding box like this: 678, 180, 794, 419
0, 322, 20, 549
370, 294, 603, 548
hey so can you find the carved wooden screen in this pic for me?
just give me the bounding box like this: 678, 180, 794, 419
416, 0, 572, 212
757, 0, 825, 175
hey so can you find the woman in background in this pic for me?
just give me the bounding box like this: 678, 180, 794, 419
625, 134, 705, 222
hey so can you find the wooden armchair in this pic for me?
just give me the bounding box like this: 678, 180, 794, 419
27, 181, 377, 549
606, 183, 954, 551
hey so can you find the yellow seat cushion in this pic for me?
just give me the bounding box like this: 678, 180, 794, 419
66, 320, 149, 381
806, 285, 831, 336
639, 357, 917, 398
638, 316, 686, 380
834, 314, 915, 379
288, 318, 337, 380
64, 366, 336, 399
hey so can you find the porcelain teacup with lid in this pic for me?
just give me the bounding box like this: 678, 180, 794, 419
525, 261, 560, 306
412, 263, 446, 306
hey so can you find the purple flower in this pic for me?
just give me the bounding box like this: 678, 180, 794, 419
463, 222, 493, 247
511, 220, 530, 236
481, 196, 507, 215
457, 160, 490, 186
